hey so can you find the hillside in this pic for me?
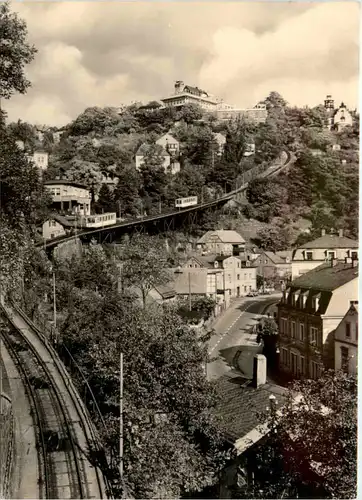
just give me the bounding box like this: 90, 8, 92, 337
6, 92, 359, 249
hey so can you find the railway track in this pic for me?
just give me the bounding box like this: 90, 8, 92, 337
0, 301, 107, 499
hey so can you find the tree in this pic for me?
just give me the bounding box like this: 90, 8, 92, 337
235, 370, 357, 499
254, 224, 293, 252
264, 91, 288, 113
0, 2, 37, 100
95, 184, 115, 214
177, 103, 204, 124
113, 165, 141, 217
64, 158, 103, 195
0, 124, 51, 227
118, 234, 172, 307
223, 119, 254, 166
69, 106, 121, 136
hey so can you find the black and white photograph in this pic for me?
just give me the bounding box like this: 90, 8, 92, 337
0, 1, 359, 499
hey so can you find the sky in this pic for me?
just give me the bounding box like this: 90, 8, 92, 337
4, 1, 360, 127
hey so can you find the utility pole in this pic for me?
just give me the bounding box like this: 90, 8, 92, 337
188, 272, 192, 312
118, 200, 122, 219
53, 270, 57, 344
119, 352, 124, 486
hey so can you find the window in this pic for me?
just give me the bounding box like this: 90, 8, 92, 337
312, 297, 319, 311
249, 285, 252, 291
237, 274, 240, 280
291, 321, 296, 339
345, 322, 351, 339
310, 361, 320, 379
328, 251, 336, 260
280, 318, 288, 335
299, 323, 305, 341
341, 346, 349, 373
306, 251, 313, 261
281, 348, 289, 366
310, 326, 318, 345
351, 251, 358, 260
291, 352, 298, 375
299, 356, 305, 376
244, 286, 247, 292
350, 300, 358, 306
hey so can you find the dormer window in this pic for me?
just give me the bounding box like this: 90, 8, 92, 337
312, 295, 320, 311
306, 251, 313, 261
214, 261, 219, 268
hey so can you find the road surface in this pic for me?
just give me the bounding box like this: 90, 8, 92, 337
207, 295, 281, 381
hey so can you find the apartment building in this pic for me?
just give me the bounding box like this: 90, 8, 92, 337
277, 259, 358, 379
291, 229, 358, 279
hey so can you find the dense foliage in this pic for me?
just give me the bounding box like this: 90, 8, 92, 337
234, 370, 357, 499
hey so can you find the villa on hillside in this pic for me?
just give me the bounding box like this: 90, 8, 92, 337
324, 95, 356, 131
160, 81, 267, 123
135, 132, 181, 174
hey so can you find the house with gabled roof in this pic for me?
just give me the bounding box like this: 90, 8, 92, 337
291, 229, 358, 279
277, 259, 358, 380
196, 230, 246, 256
135, 133, 180, 174
252, 250, 292, 282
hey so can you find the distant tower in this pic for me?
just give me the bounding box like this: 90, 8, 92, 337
174, 80, 185, 94
324, 94, 335, 111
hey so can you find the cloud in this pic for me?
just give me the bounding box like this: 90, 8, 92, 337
3, 1, 359, 126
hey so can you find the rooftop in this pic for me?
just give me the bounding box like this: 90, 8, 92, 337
197, 230, 245, 245
44, 179, 89, 189
300, 234, 358, 250
214, 373, 287, 444
291, 261, 358, 292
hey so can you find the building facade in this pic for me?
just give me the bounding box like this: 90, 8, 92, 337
26, 150, 49, 171
291, 229, 358, 279
334, 303, 358, 375
252, 251, 292, 281
196, 230, 246, 256
277, 260, 359, 380
161, 81, 219, 110
135, 134, 181, 175
44, 180, 91, 215
184, 255, 257, 298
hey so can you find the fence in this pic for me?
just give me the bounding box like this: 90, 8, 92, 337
0, 393, 15, 499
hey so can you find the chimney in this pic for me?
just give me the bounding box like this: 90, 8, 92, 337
252, 354, 267, 388
338, 229, 344, 238
321, 229, 326, 236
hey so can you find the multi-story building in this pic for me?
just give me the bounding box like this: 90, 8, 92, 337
334, 303, 358, 375
161, 81, 220, 110
291, 229, 358, 279
156, 132, 180, 155
42, 214, 74, 240
44, 180, 91, 215
196, 230, 246, 256
184, 254, 257, 298
277, 260, 359, 379
323, 95, 354, 131
160, 81, 268, 123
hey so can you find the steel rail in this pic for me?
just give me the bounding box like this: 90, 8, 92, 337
1, 305, 88, 498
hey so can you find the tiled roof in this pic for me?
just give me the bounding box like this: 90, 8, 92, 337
263, 251, 287, 265
136, 143, 170, 157
153, 284, 176, 299
291, 261, 358, 291
51, 214, 74, 228
214, 374, 287, 443
301, 234, 358, 249
197, 230, 245, 245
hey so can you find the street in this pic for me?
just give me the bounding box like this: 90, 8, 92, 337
207, 294, 281, 381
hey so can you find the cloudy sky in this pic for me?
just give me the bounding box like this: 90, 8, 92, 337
4, 1, 360, 127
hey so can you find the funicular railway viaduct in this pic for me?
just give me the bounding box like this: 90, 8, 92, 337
43, 151, 293, 255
